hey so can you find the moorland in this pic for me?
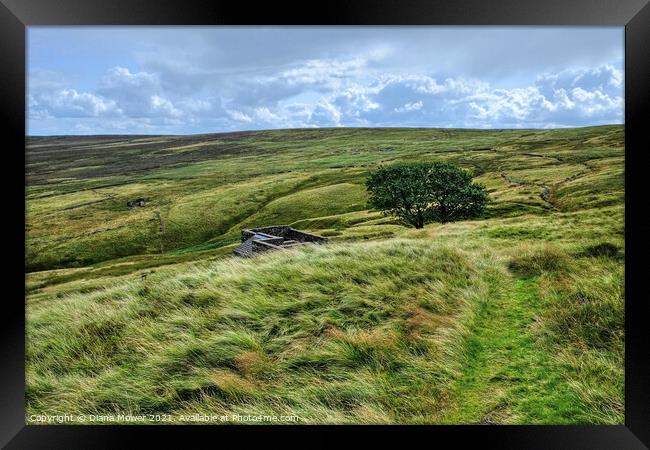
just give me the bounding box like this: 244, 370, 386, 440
26, 125, 624, 424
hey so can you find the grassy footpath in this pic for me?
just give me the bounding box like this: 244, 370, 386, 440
441, 277, 580, 424
440, 243, 624, 424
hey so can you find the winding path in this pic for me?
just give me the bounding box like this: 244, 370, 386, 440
440, 276, 581, 424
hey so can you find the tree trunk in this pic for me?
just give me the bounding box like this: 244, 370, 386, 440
414, 210, 424, 229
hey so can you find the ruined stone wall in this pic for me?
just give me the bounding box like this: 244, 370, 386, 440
286, 229, 327, 244
241, 229, 256, 242
251, 240, 282, 253
242, 227, 290, 243
250, 226, 291, 238
241, 226, 327, 245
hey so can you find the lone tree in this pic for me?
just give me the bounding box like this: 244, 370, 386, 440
366, 162, 489, 228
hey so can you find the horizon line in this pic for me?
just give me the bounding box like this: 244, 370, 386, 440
26, 123, 623, 138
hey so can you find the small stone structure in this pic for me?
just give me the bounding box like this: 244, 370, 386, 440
127, 198, 147, 208
233, 225, 327, 257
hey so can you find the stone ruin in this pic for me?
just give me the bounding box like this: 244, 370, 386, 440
127, 198, 147, 208
233, 225, 327, 257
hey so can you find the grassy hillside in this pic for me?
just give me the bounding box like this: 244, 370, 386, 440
26, 126, 624, 424
26, 126, 623, 271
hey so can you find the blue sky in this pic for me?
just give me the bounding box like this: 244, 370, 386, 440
27, 27, 624, 135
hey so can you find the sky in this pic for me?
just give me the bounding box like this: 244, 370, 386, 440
27, 26, 624, 135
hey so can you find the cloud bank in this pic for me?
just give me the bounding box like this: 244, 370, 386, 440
27, 27, 624, 134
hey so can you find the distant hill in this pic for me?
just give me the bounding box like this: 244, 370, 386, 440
26, 125, 623, 271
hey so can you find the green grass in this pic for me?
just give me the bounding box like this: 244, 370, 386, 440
26, 125, 624, 424
440, 277, 581, 424
441, 244, 623, 424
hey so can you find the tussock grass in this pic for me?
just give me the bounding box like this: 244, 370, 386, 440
578, 242, 622, 259
507, 245, 570, 277
533, 257, 624, 423
27, 240, 499, 423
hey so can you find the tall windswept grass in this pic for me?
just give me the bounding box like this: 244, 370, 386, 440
27, 239, 502, 424
506, 245, 570, 277
528, 244, 624, 424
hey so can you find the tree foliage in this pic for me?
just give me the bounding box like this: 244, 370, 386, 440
366, 162, 489, 228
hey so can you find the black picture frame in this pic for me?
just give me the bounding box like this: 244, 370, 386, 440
2, 0, 648, 447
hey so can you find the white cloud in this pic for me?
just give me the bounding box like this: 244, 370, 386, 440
227, 110, 253, 123
312, 100, 343, 126
328, 65, 623, 128
28, 55, 623, 133
395, 101, 423, 113
100, 66, 158, 89
28, 88, 120, 119
149, 95, 182, 118
280, 58, 368, 87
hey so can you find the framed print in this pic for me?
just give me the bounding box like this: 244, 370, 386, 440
1, 0, 649, 447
